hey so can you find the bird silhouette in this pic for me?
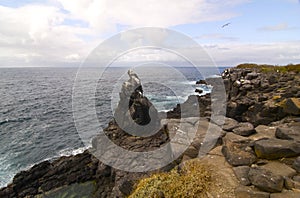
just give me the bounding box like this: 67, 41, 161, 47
222, 23, 231, 28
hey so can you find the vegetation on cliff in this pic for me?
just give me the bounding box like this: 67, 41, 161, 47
129, 159, 212, 198
236, 63, 300, 73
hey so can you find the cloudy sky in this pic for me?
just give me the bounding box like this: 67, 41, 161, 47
0, 0, 299, 67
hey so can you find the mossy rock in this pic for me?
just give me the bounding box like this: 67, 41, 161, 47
272, 95, 281, 101
277, 98, 300, 115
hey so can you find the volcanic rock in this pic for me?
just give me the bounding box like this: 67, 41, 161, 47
254, 138, 300, 160
248, 167, 284, 193
232, 122, 255, 136
235, 185, 270, 198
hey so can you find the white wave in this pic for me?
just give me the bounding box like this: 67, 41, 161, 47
58, 146, 91, 157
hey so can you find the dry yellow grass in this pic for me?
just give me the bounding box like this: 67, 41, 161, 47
129, 159, 212, 198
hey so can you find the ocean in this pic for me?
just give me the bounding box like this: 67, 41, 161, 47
0, 66, 225, 187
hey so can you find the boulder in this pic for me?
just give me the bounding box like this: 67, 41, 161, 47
232, 122, 255, 136
250, 125, 276, 141
223, 132, 251, 144
254, 138, 300, 160
293, 156, 300, 172
248, 167, 284, 193
167, 95, 205, 118
196, 79, 207, 85
183, 145, 199, 159
261, 161, 297, 178
268, 75, 278, 85
293, 175, 300, 182
222, 117, 239, 132
285, 177, 300, 190
246, 72, 259, 80
195, 88, 203, 94
282, 98, 300, 115
222, 144, 257, 166
222, 133, 256, 166
118, 180, 134, 196
235, 185, 270, 198
275, 123, 300, 142
233, 166, 251, 186
270, 191, 300, 198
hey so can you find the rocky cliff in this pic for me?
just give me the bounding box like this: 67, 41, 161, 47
223, 66, 300, 126
1, 65, 300, 197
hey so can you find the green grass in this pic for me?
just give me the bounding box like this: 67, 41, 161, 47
236, 63, 300, 73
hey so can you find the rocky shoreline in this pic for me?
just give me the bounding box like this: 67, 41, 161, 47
1, 65, 300, 197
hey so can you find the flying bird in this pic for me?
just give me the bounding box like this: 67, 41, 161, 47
222, 23, 231, 28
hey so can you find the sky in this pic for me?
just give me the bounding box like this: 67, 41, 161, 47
0, 0, 299, 67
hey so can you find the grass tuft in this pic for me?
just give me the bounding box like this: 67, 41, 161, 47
236, 63, 300, 73
129, 159, 212, 198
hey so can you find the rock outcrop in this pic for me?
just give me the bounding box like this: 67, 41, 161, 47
0, 70, 173, 198
1, 65, 300, 197
0, 151, 99, 198
223, 67, 300, 126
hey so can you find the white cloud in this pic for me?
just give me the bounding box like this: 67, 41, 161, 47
195, 33, 239, 41
65, 53, 81, 61
0, 0, 251, 67
1, 0, 299, 67
203, 41, 300, 66
258, 22, 296, 31
56, 0, 248, 30
114, 48, 181, 63
108, 40, 300, 67
0, 4, 97, 66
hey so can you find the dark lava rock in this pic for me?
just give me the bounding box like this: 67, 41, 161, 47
92, 70, 174, 197
285, 176, 300, 190
183, 145, 199, 159
270, 191, 300, 198
254, 138, 300, 160
221, 67, 299, 126
195, 88, 203, 94
275, 123, 300, 142
222, 144, 257, 166
260, 161, 296, 178
268, 75, 278, 85
232, 122, 255, 136
118, 180, 134, 196
233, 166, 251, 186
167, 94, 211, 118
114, 70, 161, 133
293, 175, 300, 182
251, 125, 276, 141
293, 156, 300, 172
222, 117, 239, 132
246, 72, 259, 80
235, 185, 270, 198
0, 151, 98, 198
222, 133, 257, 166
196, 79, 207, 85
248, 167, 284, 193
282, 98, 300, 115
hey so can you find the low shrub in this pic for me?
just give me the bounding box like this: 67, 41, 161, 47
129, 159, 212, 198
